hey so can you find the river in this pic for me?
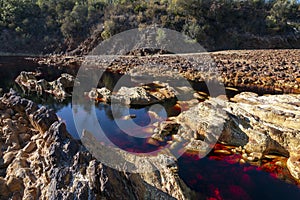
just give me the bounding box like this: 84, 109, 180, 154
1, 56, 300, 199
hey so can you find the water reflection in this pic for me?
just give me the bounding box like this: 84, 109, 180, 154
178, 152, 300, 199
1, 56, 300, 198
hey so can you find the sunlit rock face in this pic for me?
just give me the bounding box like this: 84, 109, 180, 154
15, 71, 75, 99
0, 90, 197, 200
152, 92, 300, 180
88, 82, 177, 106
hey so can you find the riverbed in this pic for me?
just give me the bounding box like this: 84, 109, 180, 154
1, 56, 300, 199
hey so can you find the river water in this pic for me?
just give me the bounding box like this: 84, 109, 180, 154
1, 56, 300, 199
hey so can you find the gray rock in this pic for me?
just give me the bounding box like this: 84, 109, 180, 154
153, 92, 300, 179
0, 90, 199, 199
89, 82, 176, 106
15, 71, 75, 99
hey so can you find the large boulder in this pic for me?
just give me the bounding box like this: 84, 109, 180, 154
88, 82, 176, 106
15, 71, 75, 99
0, 90, 198, 199
152, 92, 300, 179
88, 87, 111, 102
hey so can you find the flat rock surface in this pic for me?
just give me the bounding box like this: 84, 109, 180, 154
153, 92, 300, 180
38, 49, 300, 94
0, 90, 197, 200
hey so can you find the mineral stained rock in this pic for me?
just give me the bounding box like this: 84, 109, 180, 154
152, 92, 300, 179
56, 49, 300, 95
15, 71, 75, 99
88, 82, 176, 106
0, 90, 197, 200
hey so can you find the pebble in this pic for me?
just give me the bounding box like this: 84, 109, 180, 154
275, 161, 284, 167
242, 153, 248, 159
235, 146, 243, 152
264, 154, 279, 159
239, 159, 246, 164
247, 156, 256, 162
214, 149, 232, 155
121, 114, 136, 120
250, 152, 263, 160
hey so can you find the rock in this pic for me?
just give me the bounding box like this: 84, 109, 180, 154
15, 72, 75, 99
185, 140, 210, 153
23, 142, 36, 153
29, 106, 58, 133
23, 187, 38, 200
19, 133, 31, 142
3, 151, 16, 166
214, 149, 232, 155
88, 87, 111, 102
287, 152, 300, 179
48, 73, 75, 98
15, 71, 38, 83
89, 82, 176, 106
152, 121, 180, 142
121, 114, 137, 120
157, 92, 300, 179
0, 90, 196, 199
7, 176, 24, 192
0, 177, 9, 199
36, 79, 51, 94
112, 86, 150, 105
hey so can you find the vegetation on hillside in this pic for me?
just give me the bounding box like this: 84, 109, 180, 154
0, 0, 299, 54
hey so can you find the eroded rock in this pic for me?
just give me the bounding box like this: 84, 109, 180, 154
152, 92, 300, 179
15, 72, 75, 99
88, 82, 176, 106
0, 90, 198, 199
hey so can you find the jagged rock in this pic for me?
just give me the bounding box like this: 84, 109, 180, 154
152, 121, 180, 142
3, 151, 16, 166
152, 92, 300, 179
48, 73, 75, 98
29, 106, 58, 133
0, 90, 199, 199
0, 177, 9, 199
89, 82, 176, 106
7, 176, 24, 192
23, 141, 36, 153
15, 71, 39, 83
88, 87, 111, 102
15, 72, 75, 99
287, 152, 300, 180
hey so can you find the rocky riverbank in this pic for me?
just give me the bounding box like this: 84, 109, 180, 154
1, 88, 300, 199
151, 92, 300, 181
15, 71, 76, 99
0, 90, 197, 200
36, 49, 300, 94
87, 82, 177, 106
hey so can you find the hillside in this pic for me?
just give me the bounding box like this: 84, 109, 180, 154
0, 0, 300, 55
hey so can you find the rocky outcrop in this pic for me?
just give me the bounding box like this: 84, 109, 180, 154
213, 49, 300, 94
151, 92, 300, 179
36, 50, 300, 95
40, 49, 300, 95
15, 71, 75, 99
0, 90, 198, 200
88, 82, 176, 106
